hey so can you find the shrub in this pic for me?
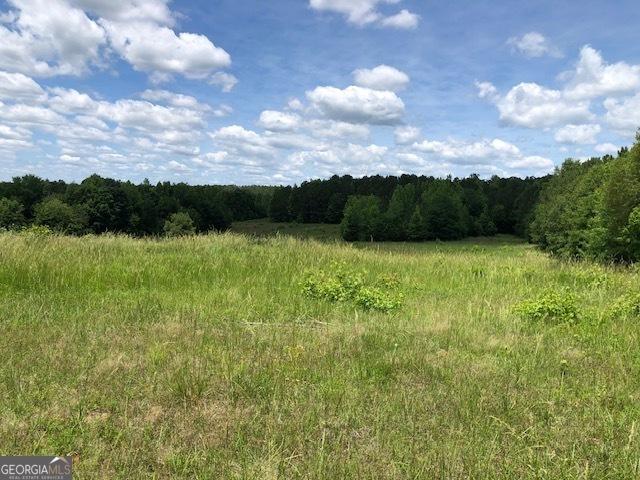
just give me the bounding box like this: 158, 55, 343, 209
608, 293, 640, 319
514, 290, 580, 324
0, 197, 26, 229
163, 212, 196, 237
34, 197, 87, 234
20, 224, 54, 237
301, 262, 403, 313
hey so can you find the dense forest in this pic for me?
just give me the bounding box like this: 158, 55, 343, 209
1, 136, 638, 262
530, 136, 640, 263
0, 174, 271, 236
269, 174, 545, 241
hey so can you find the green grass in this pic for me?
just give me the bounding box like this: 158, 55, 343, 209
231, 219, 342, 241
1, 230, 639, 478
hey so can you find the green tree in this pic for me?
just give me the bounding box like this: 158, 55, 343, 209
621, 206, 640, 261
383, 184, 417, 240
407, 206, 425, 241
34, 197, 86, 234
421, 180, 468, 240
325, 193, 348, 224
269, 186, 292, 222
340, 195, 383, 241
0, 197, 26, 229
163, 212, 195, 237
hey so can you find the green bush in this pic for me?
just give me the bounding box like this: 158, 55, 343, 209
301, 262, 403, 313
608, 293, 640, 319
514, 290, 580, 324
163, 212, 196, 237
0, 197, 26, 229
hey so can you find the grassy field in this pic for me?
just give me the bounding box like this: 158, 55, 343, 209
231, 219, 342, 241
1, 228, 639, 479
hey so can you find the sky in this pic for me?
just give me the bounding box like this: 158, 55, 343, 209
1, 0, 640, 185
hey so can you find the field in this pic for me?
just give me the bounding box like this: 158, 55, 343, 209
1, 226, 639, 479
231, 219, 342, 241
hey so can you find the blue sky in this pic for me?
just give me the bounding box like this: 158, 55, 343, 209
1, 0, 640, 184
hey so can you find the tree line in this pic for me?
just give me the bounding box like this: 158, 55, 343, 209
1, 136, 638, 263
530, 136, 640, 263
0, 174, 270, 236
269, 173, 546, 241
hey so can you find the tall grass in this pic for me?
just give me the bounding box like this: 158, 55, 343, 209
0, 231, 638, 478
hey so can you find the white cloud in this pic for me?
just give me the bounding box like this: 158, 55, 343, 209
379, 9, 419, 29
258, 110, 302, 131
306, 119, 370, 140
287, 98, 304, 111
495, 82, 593, 128
475, 81, 499, 102
307, 85, 405, 125
102, 21, 230, 80
0, 0, 234, 86
47, 88, 98, 114
563, 46, 640, 100
0, 0, 106, 76
209, 72, 238, 92
394, 125, 421, 144
554, 124, 601, 144
140, 89, 203, 109
410, 136, 553, 173
353, 65, 410, 92
210, 125, 275, 158
0, 103, 65, 125
309, 0, 419, 29
594, 143, 619, 155
604, 93, 640, 137
507, 32, 562, 58
0, 70, 46, 101
71, 0, 173, 25
212, 104, 233, 118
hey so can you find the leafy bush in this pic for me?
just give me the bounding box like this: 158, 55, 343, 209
163, 212, 196, 237
20, 224, 54, 237
34, 197, 87, 234
301, 262, 403, 313
0, 197, 26, 229
514, 290, 580, 324
608, 293, 640, 319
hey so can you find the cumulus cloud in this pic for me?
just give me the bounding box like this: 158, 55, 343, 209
209, 72, 238, 92
487, 82, 593, 129
563, 46, 640, 100
604, 93, 640, 137
307, 85, 405, 125
594, 143, 619, 155
554, 124, 601, 144
140, 89, 203, 109
309, 0, 419, 29
410, 136, 553, 173
102, 21, 230, 80
0, 71, 46, 102
0, 0, 106, 76
0, 0, 234, 87
394, 125, 421, 144
379, 9, 419, 29
507, 32, 562, 58
258, 110, 302, 131
475, 81, 499, 102
353, 65, 410, 92
479, 46, 640, 134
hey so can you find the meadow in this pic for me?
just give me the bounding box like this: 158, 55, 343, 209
1, 226, 639, 479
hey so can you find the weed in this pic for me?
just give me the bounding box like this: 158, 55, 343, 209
608, 293, 640, 319
514, 289, 580, 324
301, 262, 402, 312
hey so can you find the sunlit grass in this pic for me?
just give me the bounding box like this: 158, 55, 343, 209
0, 230, 638, 478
